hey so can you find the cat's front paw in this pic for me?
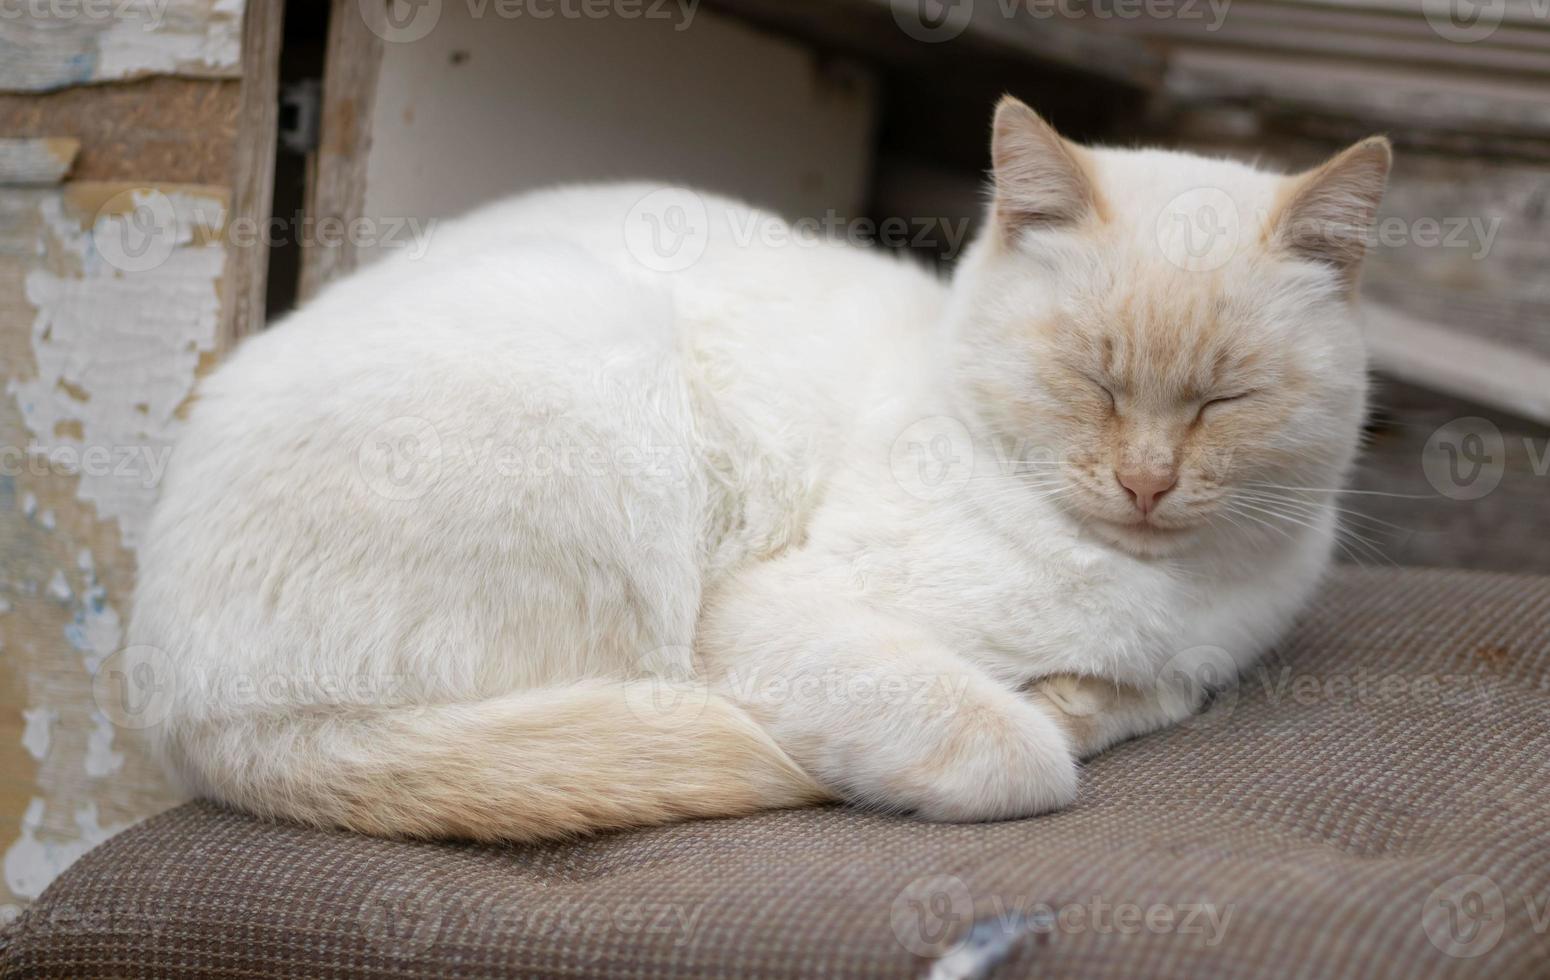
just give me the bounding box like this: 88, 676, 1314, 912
902, 702, 1078, 823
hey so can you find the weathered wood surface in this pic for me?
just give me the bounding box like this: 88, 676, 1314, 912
0, 77, 242, 184
704, 0, 1162, 86
0, 139, 79, 186
0, 0, 245, 93
223, 0, 284, 346
297, 0, 385, 301
1, 0, 258, 919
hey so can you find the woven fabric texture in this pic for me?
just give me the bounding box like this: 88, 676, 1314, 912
3, 566, 1549, 978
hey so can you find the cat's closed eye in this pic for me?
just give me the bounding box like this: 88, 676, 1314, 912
1082, 374, 1117, 409
1198, 391, 1258, 419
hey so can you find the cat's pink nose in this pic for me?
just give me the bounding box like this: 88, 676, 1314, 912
1116, 468, 1178, 515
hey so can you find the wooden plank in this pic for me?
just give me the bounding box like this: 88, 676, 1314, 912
222, 0, 285, 345
298, 0, 385, 301
0, 139, 78, 187
0, 0, 245, 93
0, 78, 242, 185
1363, 305, 1550, 425
703, 0, 1162, 88
1164, 49, 1550, 151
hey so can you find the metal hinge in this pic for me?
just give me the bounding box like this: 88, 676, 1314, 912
279, 79, 323, 155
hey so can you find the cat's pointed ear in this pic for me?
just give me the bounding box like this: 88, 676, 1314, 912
991, 96, 1099, 243
1269, 136, 1392, 283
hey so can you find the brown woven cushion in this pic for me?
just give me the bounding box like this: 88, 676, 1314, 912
5, 566, 1550, 978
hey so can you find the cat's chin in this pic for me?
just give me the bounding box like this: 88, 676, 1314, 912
1087, 518, 1203, 558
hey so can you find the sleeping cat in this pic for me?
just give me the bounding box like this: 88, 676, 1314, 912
129, 98, 1390, 839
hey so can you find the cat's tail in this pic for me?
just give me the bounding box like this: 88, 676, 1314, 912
160, 681, 828, 842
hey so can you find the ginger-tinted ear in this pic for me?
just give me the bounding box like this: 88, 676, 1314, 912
1270, 136, 1392, 284
991, 96, 1098, 243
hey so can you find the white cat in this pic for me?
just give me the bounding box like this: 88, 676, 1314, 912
130, 99, 1390, 839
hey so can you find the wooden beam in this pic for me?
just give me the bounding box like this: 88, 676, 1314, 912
222, 0, 285, 346
298, 0, 386, 302
1364, 304, 1550, 426
703, 0, 1162, 88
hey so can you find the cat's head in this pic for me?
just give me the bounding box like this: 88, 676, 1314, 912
949, 97, 1391, 558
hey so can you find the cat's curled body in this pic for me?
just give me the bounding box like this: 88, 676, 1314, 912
132, 101, 1391, 839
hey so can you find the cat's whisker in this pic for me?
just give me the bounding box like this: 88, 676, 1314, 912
1243, 482, 1429, 500
1228, 498, 1392, 566
1231, 489, 1414, 534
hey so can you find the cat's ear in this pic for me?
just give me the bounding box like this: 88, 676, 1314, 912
1269, 136, 1392, 283
991, 96, 1099, 243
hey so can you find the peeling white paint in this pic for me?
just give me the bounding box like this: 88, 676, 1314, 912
3, 799, 128, 901
64, 569, 123, 674
9, 190, 224, 551
21, 709, 57, 762
39, 509, 55, 530
21, 492, 36, 518
85, 711, 125, 778
45, 570, 71, 603
0, 0, 245, 92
